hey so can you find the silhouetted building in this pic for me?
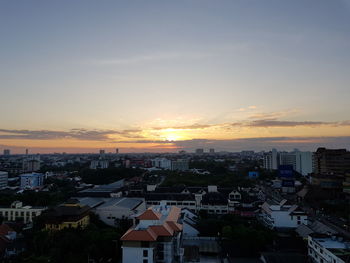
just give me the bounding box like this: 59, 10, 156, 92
313, 148, 350, 175
195, 148, 204, 154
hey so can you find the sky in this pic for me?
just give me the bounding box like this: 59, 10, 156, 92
1, 0, 350, 153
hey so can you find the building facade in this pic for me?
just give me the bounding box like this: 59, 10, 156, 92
43, 201, 90, 231
0, 171, 8, 189
19, 173, 44, 189
313, 148, 350, 175
308, 234, 350, 263
260, 199, 308, 229
264, 149, 313, 176
121, 205, 184, 263
0, 201, 46, 223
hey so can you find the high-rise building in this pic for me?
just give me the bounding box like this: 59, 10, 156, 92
294, 150, 313, 176
151, 158, 172, 170
209, 148, 215, 154
0, 171, 8, 189
171, 159, 189, 171
116, 148, 119, 154
25, 149, 29, 155
195, 148, 204, 154
263, 149, 279, 170
264, 149, 313, 176
90, 160, 109, 169
3, 149, 10, 156
23, 156, 41, 172
313, 148, 350, 175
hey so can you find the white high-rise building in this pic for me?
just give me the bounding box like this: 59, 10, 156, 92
294, 150, 313, 176
151, 158, 172, 170
0, 171, 8, 189
263, 149, 313, 176
263, 149, 279, 170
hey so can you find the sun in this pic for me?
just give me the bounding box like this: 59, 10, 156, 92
165, 134, 179, 141
160, 129, 183, 141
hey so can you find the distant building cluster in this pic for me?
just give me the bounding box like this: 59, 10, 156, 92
263, 149, 313, 176
0, 146, 349, 262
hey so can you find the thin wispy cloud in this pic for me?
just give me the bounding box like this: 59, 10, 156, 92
0, 129, 143, 141
91, 51, 213, 66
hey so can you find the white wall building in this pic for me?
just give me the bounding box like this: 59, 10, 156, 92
308, 234, 350, 263
96, 198, 146, 226
121, 205, 184, 263
90, 160, 109, 169
263, 149, 279, 170
263, 149, 313, 176
152, 158, 172, 170
0, 201, 46, 223
260, 199, 307, 229
0, 171, 8, 189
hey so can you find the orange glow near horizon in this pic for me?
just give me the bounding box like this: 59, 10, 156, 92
1, 118, 350, 153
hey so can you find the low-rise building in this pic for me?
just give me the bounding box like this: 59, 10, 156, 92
77, 197, 146, 226
121, 205, 184, 263
0, 201, 46, 223
260, 199, 307, 229
19, 173, 44, 189
308, 234, 350, 263
42, 200, 90, 231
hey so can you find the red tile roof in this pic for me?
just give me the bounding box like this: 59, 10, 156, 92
166, 221, 183, 232
120, 228, 158, 241
149, 223, 174, 236
136, 208, 162, 220
121, 206, 182, 242
166, 206, 181, 222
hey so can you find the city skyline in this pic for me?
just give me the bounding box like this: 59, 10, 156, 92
1, 0, 350, 153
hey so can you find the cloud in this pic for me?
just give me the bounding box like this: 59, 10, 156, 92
91, 51, 212, 66
229, 119, 350, 128
247, 119, 335, 127
0, 128, 143, 141
248, 109, 298, 120
152, 123, 213, 130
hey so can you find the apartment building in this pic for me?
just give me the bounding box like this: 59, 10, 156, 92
0, 171, 8, 189
308, 234, 350, 263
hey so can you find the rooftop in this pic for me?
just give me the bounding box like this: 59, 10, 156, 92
121, 205, 182, 242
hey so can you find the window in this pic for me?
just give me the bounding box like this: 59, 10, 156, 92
143, 260, 148, 263
143, 250, 148, 257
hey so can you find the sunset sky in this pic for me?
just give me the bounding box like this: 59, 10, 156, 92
1, 0, 350, 153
